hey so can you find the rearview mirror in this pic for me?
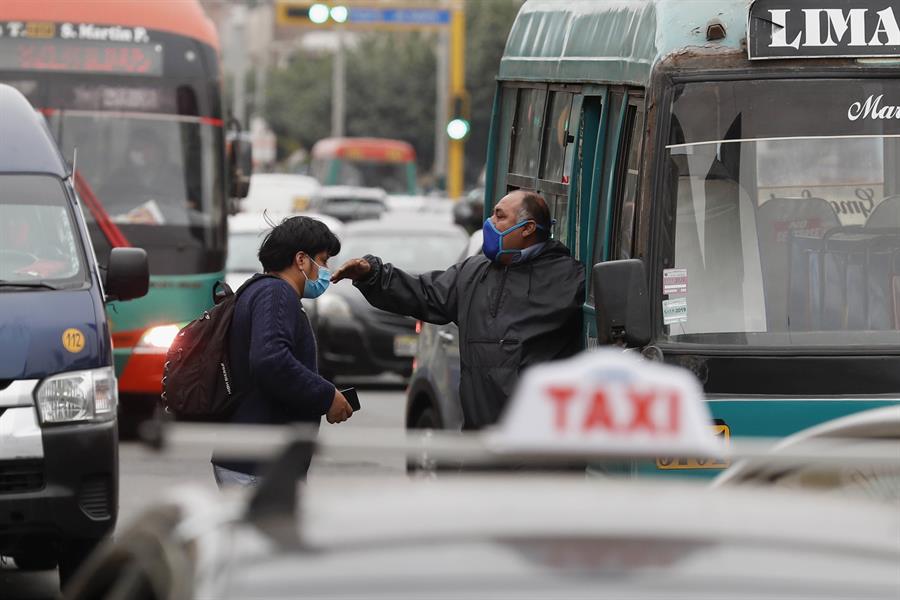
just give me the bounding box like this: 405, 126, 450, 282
228, 136, 253, 199
592, 259, 650, 347
105, 247, 149, 302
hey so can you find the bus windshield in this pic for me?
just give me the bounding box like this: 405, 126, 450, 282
665, 79, 900, 347
335, 160, 409, 194
55, 110, 224, 275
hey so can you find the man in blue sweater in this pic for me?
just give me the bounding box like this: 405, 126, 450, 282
212, 217, 354, 487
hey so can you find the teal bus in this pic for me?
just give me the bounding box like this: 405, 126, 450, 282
0, 0, 248, 425
486, 0, 900, 472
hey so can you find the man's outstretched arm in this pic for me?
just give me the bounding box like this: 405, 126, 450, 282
331, 255, 461, 325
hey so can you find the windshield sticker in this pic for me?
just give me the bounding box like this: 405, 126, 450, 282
62, 328, 86, 354
663, 269, 688, 295
749, 1, 900, 60
662, 298, 688, 325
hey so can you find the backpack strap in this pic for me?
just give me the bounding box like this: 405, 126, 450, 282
212, 280, 234, 305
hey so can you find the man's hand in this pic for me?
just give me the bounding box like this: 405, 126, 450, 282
326, 388, 353, 424
330, 258, 371, 283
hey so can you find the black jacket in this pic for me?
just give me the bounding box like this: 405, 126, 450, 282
355, 240, 585, 429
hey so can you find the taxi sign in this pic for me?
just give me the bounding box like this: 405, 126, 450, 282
488, 350, 724, 458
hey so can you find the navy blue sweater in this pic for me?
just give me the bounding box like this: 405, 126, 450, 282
213, 275, 334, 474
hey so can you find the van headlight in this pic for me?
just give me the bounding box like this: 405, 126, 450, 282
35, 367, 118, 424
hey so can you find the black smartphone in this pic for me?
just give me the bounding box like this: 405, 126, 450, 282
340, 387, 361, 412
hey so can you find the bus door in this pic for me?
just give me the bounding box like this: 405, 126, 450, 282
582, 89, 645, 348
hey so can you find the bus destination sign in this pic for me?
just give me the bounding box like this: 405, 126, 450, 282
0, 21, 162, 76
749, 0, 900, 60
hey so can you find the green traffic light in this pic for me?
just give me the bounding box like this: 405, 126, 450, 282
446, 118, 470, 140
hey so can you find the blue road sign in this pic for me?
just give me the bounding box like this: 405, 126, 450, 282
348, 7, 451, 26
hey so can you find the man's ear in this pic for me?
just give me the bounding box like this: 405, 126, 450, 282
522, 221, 537, 238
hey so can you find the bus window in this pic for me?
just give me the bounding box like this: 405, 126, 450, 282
613, 100, 644, 260
591, 92, 625, 283
509, 87, 547, 179
540, 91, 573, 183
492, 86, 518, 203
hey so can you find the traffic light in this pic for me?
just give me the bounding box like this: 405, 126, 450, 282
446, 93, 470, 141
276, 2, 349, 27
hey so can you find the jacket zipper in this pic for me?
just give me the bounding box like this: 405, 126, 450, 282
490, 265, 510, 318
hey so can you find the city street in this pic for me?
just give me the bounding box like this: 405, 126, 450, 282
1, 385, 406, 599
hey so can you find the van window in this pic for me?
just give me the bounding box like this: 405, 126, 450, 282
0, 175, 86, 288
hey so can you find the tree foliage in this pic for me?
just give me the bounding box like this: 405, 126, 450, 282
264, 0, 523, 188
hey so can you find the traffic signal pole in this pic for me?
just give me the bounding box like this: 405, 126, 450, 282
447, 4, 465, 199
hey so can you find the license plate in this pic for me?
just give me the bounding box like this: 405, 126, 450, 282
393, 334, 418, 357
656, 423, 731, 470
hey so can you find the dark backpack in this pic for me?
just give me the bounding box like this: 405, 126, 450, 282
161, 275, 275, 422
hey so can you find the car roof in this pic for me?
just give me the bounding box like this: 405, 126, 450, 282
228, 211, 343, 235
189, 477, 900, 598
316, 185, 388, 200
0, 84, 68, 177
341, 217, 467, 236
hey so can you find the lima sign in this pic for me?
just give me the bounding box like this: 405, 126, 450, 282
749, 0, 900, 59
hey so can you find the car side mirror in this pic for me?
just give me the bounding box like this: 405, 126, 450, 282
228, 137, 253, 199
105, 247, 149, 302
592, 259, 650, 347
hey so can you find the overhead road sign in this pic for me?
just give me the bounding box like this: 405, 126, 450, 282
348, 7, 450, 27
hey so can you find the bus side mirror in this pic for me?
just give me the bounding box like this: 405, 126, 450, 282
229, 137, 253, 199
105, 247, 149, 302
592, 259, 650, 347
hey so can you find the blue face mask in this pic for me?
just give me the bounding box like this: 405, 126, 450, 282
301, 257, 331, 299
482, 218, 545, 262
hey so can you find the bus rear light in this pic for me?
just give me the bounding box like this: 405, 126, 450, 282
135, 324, 181, 353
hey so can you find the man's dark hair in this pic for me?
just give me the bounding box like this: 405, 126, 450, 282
258, 216, 341, 272
518, 191, 552, 240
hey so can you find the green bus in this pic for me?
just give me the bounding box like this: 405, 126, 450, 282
487, 0, 900, 472
0, 0, 249, 426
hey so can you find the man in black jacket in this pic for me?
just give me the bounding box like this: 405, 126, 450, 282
331, 190, 585, 429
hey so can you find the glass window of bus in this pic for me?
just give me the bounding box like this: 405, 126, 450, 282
509, 87, 547, 178
664, 79, 900, 346
540, 91, 574, 183
492, 86, 518, 203
0, 175, 87, 288
572, 96, 602, 262
591, 91, 625, 280
613, 100, 644, 260
57, 105, 224, 275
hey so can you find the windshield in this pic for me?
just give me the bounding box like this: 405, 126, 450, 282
664, 79, 900, 346
0, 175, 86, 288
336, 230, 466, 273
54, 111, 225, 275
335, 160, 409, 194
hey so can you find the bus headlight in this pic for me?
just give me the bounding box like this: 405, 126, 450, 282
35, 367, 118, 424
135, 324, 181, 353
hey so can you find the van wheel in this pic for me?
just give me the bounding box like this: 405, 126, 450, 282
12, 551, 57, 571
58, 537, 102, 587
407, 407, 439, 476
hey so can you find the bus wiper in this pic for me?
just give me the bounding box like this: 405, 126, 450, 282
0, 280, 61, 290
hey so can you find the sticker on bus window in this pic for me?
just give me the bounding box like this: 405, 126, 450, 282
662, 297, 688, 325
662, 268, 687, 295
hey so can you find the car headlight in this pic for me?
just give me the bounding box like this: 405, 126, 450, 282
317, 294, 353, 321
135, 324, 182, 353
35, 367, 118, 424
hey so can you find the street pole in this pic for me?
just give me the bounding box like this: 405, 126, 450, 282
433, 29, 449, 192
332, 27, 346, 137
448, 4, 465, 199
232, 8, 247, 125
